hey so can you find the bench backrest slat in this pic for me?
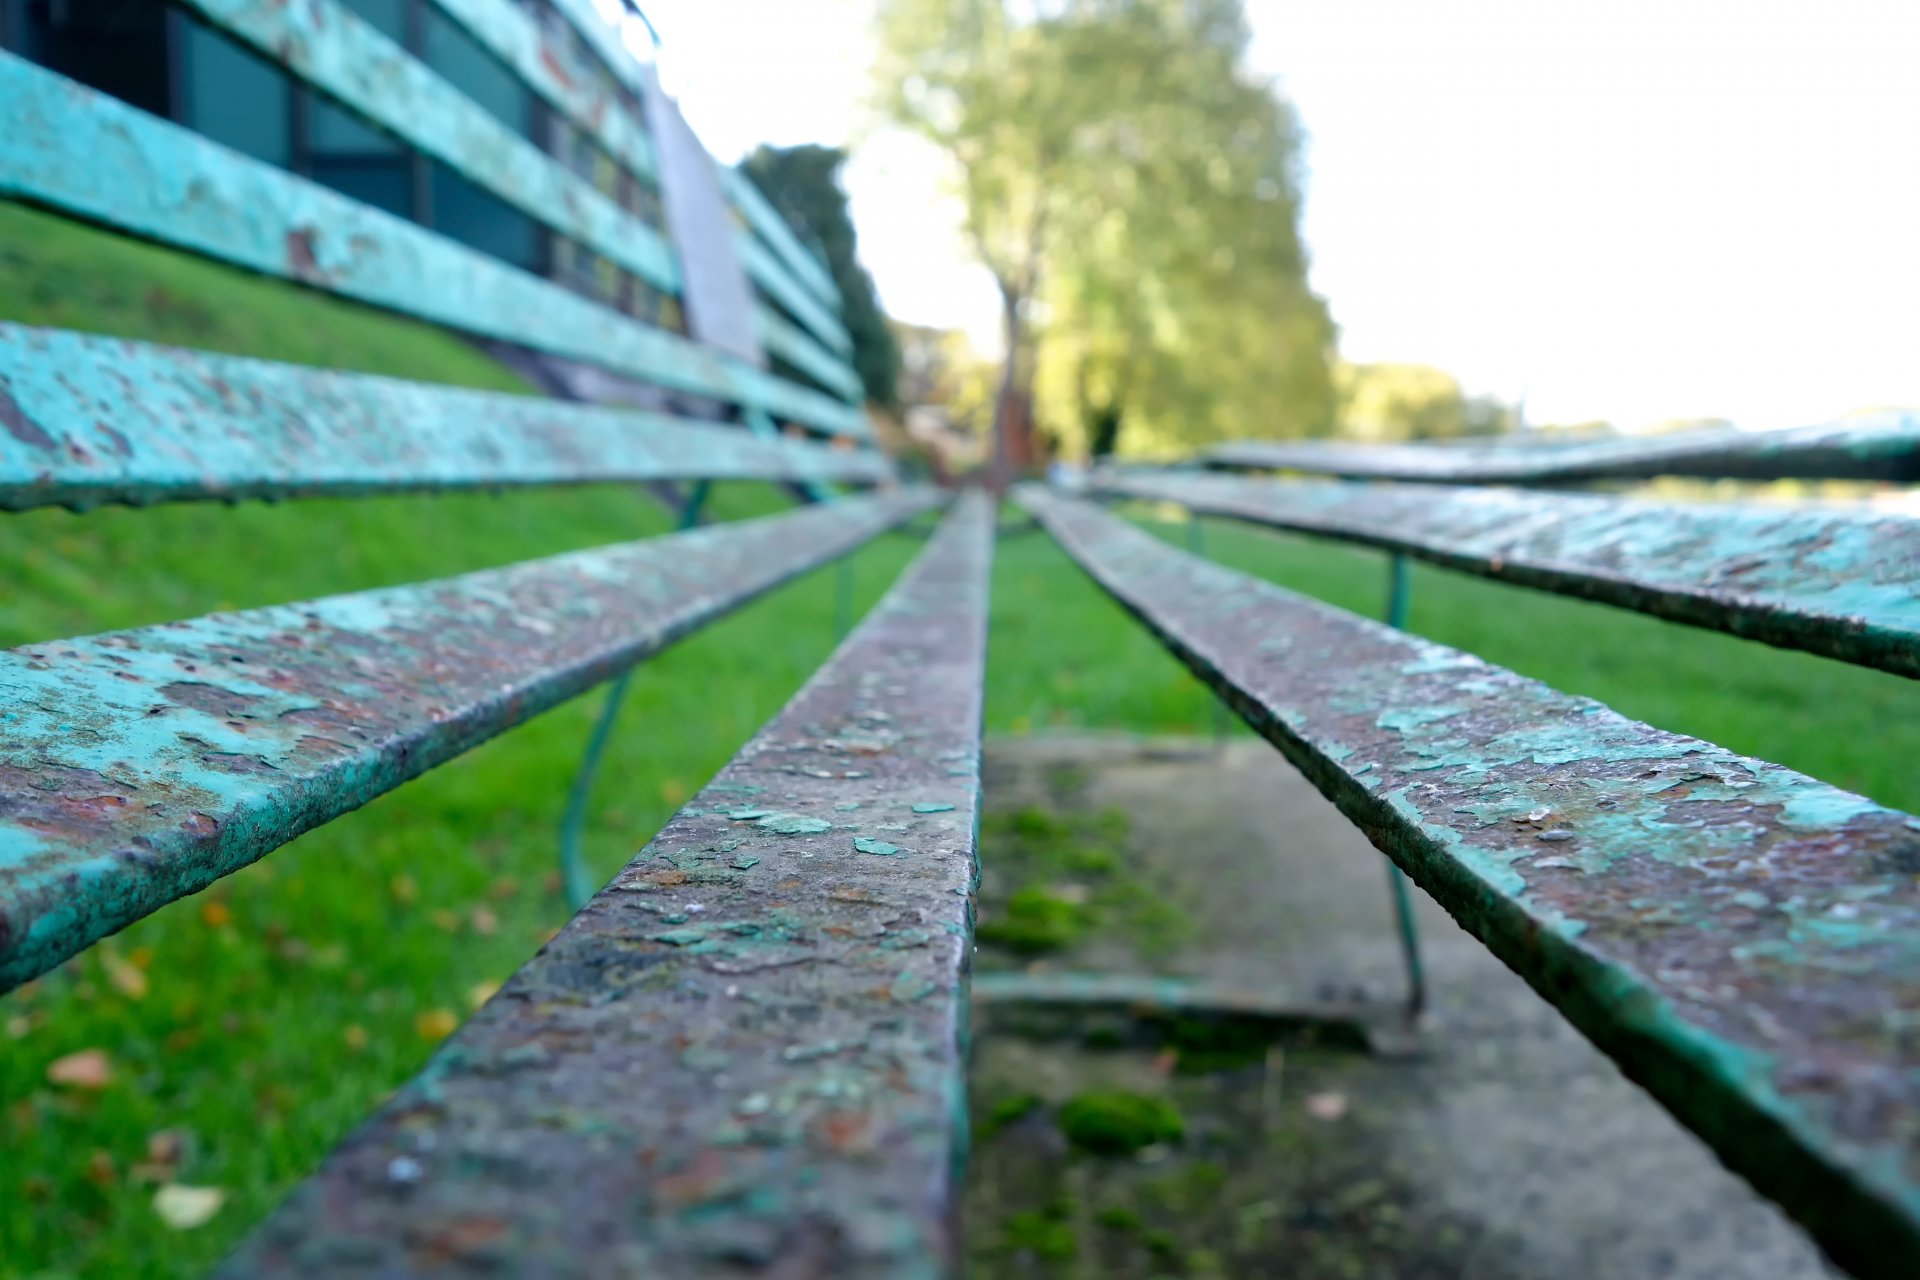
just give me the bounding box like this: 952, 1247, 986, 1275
175, 0, 862, 403
223, 493, 991, 1278
0, 54, 867, 439
1021, 484, 1920, 1279
1207, 415, 1920, 485
430, 0, 854, 351
1097, 468, 1920, 679
0, 323, 885, 512
0, 489, 939, 994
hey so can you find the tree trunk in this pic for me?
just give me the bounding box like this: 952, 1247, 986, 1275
989, 285, 1024, 493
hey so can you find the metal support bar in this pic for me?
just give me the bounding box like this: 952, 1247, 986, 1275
1382, 552, 1427, 1023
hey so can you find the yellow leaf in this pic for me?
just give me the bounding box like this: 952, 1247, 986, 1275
430, 908, 461, 933
660, 778, 688, 805
199, 900, 232, 928
104, 952, 149, 1001
47, 1048, 113, 1090
154, 1184, 225, 1229
390, 873, 419, 904
467, 980, 502, 1010
342, 1024, 369, 1051
415, 1008, 459, 1041
469, 907, 498, 936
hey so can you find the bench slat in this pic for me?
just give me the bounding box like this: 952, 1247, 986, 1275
1020, 485, 1920, 1280
431, 0, 855, 350
429, 0, 660, 182
175, 0, 862, 403
1207, 415, 1920, 485
0, 54, 867, 440
0, 324, 884, 512
726, 167, 848, 322
0, 489, 938, 993
1096, 468, 1920, 679
223, 492, 991, 1279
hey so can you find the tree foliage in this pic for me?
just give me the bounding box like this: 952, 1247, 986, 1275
875, 0, 1335, 463
1336, 362, 1515, 441
740, 144, 902, 411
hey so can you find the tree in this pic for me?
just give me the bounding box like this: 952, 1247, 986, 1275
875, 0, 1334, 472
1334, 362, 1516, 441
740, 144, 902, 411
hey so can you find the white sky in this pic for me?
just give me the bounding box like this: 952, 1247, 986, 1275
631, 0, 1920, 432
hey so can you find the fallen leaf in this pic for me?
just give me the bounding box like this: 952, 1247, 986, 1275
467, 980, 502, 1010
430, 909, 461, 933
415, 1009, 459, 1041
84, 1150, 116, 1188
469, 907, 498, 936
154, 1184, 224, 1229
343, 1024, 369, 1051
104, 952, 149, 1000
47, 1048, 113, 1090
390, 873, 419, 904
129, 947, 155, 970
199, 900, 232, 928
5, 1014, 31, 1040
1304, 1091, 1348, 1122
660, 778, 688, 805
488, 877, 520, 901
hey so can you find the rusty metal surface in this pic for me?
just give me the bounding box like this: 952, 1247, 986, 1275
1206, 415, 1920, 485
222, 492, 992, 1279
0, 54, 868, 440
1097, 468, 1920, 679
0, 324, 885, 512
0, 489, 938, 993
1018, 486, 1920, 1280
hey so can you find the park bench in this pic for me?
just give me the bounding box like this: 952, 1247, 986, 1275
3, 4, 1920, 1277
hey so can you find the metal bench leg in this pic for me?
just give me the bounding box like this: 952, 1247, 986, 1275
1383, 552, 1428, 1022
557, 482, 712, 910
1186, 515, 1231, 742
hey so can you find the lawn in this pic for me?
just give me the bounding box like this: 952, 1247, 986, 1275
4, 205, 1919, 1278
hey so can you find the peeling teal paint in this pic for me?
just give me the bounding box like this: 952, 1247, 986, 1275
0, 324, 883, 511
0, 489, 940, 991
1101, 469, 1920, 679
1020, 485, 1920, 1280
723, 169, 844, 321
221, 493, 993, 1279
1204, 415, 1920, 485
0, 55, 868, 439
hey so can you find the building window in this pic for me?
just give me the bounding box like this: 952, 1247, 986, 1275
178, 18, 291, 167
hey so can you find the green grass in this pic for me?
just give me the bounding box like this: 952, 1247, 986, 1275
6, 203, 1920, 1277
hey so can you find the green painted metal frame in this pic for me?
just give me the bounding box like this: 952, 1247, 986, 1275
223, 493, 992, 1278
0, 54, 868, 440
0, 324, 884, 512
1206, 415, 1920, 485
178, 0, 862, 404
1021, 485, 1920, 1280
1094, 468, 1920, 679
0, 489, 939, 993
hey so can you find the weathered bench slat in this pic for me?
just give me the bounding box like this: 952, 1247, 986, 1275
175, 0, 862, 403
0, 490, 937, 993
223, 492, 992, 1279
1096, 469, 1920, 679
0, 54, 867, 440
428, 0, 661, 182
427, 0, 855, 351
725, 167, 847, 322
1207, 415, 1920, 485
0, 324, 884, 512
1020, 486, 1920, 1280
